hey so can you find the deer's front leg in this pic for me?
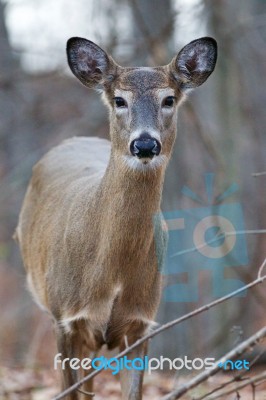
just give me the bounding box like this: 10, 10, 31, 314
119, 326, 148, 400
55, 325, 80, 400
120, 341, 148, 400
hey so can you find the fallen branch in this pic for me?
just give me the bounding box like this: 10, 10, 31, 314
53, 257, 266, 400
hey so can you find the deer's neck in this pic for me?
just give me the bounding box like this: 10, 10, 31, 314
99, 155, 165, 216
94, 154, 165, 272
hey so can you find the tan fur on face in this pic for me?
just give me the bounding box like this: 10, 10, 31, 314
105, 66, 183, 102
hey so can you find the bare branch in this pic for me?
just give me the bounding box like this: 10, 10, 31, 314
252, 171, 266, 177
161, 326, 266, 400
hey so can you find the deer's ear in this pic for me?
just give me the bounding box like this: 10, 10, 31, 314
67, 37, 117, 89
170, 37, 217, 90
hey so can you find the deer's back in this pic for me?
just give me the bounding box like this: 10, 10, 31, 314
16, 137, 111, 309
32, 136, 110, 189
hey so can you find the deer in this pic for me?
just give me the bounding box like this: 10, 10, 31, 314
15, 36, 217, 399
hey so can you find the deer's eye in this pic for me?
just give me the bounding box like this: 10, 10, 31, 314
163, 96, 175, 107
114, 97, 127, 108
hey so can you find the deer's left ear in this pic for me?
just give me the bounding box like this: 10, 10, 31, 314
170, 37, 217, 90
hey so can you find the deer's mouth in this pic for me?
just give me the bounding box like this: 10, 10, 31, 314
123, 153, 167, 171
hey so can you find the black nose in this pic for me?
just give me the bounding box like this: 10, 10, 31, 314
130, 135, 161, 159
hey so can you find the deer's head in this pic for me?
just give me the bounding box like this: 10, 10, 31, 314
67, 37, 217, 171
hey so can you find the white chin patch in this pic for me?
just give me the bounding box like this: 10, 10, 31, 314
123, 155, 167, 171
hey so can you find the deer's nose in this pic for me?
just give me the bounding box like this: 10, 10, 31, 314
130, 134, 161, 159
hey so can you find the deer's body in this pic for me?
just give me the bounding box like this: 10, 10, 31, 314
19, 136, 162, 345
16, 37, 217, 399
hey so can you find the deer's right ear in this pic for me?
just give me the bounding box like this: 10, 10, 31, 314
67, 37, 117, 89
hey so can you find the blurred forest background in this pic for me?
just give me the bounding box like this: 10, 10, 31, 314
0, 0, 266, 398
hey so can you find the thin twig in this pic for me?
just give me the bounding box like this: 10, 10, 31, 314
124, 335, 129, 349
252, 171, 266, 177
53, 258, 266, 400
258, 257, 266, 279
206, 371, 266, 400
77, 388, 95, 397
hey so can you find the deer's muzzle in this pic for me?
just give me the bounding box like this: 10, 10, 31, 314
130, 134, 161, 159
